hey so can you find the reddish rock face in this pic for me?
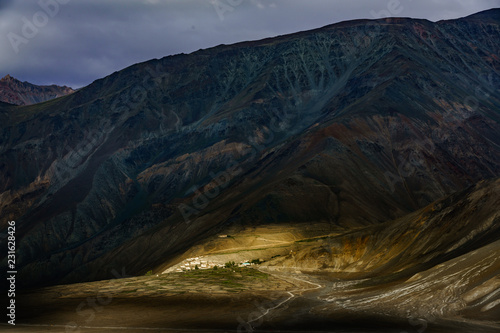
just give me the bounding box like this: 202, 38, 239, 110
0, 74, 74, 106
0, 9, 499, 289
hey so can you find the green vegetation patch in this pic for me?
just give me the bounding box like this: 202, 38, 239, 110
175, 267, 269, 286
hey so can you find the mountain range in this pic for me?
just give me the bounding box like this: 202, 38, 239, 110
0, 11, 499, 329
0, 74, 74, 106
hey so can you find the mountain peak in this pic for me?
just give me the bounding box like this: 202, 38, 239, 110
1, 74, 15, 82
0, 75, 74, 105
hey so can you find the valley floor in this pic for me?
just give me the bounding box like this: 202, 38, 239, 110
3, 266, 499, 333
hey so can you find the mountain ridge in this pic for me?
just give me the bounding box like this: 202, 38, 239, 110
52, 8, 498, 100
0, 9, 499, 289
0, 74, 74, 106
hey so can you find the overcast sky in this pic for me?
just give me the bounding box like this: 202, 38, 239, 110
0, 0, 497, 88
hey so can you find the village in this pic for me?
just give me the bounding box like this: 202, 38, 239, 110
163, 256, 262, 273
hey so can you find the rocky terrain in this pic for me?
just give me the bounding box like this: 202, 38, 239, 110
1, 8, 499, 287
8, 178, 500, 331
0, 9, 499, 330
265, 178, 500, 329
0, 75, 74, 106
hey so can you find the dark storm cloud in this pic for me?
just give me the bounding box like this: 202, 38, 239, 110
0, 0, 14, 11
0, 0, 497, 88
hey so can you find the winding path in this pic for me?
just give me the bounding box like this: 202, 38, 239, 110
247, 269, 324, 326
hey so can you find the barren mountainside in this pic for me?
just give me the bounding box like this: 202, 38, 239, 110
0, 9, 499, 290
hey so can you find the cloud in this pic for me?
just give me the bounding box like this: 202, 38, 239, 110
0, 0, 497, 88
0, 0, 14, 11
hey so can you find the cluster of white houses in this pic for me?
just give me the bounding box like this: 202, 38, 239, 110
173, 256, 253, 272
175, 257, 214, 272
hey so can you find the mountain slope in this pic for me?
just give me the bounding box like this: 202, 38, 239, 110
266, 178, 500, 277
0, 74, 74, 106
11, 178, 500, 333
0, 10, 499, 288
